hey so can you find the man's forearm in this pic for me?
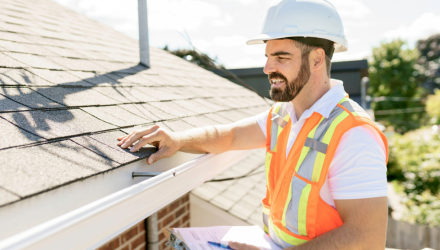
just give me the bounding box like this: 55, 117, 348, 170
175, 124, 235, 154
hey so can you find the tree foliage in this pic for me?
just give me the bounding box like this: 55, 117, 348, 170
163, 45, 221, 70
426, 89, 440, 124
388, 129, 440, 226
415, 34, 440, 93
368, 39, 427, 133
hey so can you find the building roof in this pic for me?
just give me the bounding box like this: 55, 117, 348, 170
191, 149, 266, 227
0, 0, 268, 208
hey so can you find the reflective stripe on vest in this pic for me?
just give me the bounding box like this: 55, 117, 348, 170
262, 97, 387, 248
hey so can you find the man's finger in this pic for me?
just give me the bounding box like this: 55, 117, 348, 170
147, 146, 169, 165
120, 125, 159, 149
130, 130, 164, 152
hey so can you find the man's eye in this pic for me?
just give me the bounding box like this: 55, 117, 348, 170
278, 57, 288, 60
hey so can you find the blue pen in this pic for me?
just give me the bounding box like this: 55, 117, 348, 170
207, 241, 233, 249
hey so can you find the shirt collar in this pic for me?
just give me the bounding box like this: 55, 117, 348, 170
286, 79, 346, 122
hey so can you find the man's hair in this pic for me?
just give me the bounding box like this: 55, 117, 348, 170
291, 40, 332, 77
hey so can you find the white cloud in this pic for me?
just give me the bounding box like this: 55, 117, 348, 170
228, 57, 267, 69
148, 0, 222, 31
329, 0, 371, 20
212, 14, 234, 27
384, 13, 440, 43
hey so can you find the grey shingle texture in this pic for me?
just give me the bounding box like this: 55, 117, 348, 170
0, 0, 270, 208
191, 149, 266, 227
0, 140, 118, 197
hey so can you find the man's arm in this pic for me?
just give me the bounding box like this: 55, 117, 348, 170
117, 117, 266, 164
229, 196, 388, 250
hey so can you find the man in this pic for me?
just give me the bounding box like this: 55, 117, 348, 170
118, 0, 389, 249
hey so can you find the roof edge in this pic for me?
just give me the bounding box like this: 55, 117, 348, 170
0, 150, 255, 250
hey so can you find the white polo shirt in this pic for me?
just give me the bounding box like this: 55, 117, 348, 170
256, 79, 387, 208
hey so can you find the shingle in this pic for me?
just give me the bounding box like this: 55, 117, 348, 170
119, 104, 169, 121
192, 184, 223, 201
192, 98, 227, 112
0, 91, 28, 112
71, 131, 156, 164
42, 45, 87, 58
1, 87, 63, 109
138, 87, 186, 101
0, 30, 32, 43
182, 115, 219, 127
0, 68, 53, 86
0, 140, 118, 197
33, 86, 119, 106
67, 71, 121, 86
0, 109, 116, 139
0, 52, 27, 68
210, 194, 235, 211
120, 122, 170, 135
216, 110, 251, 122
0, 117, 42, 149
0, 188, 20, 207
229, 199, 256, 220
47, 57, 106, 71
113, 73, 157, 86
81, 106, 151, 127
3, 52, 65, 70
149, 101, 196, 118
25, 68, 91, 86
204, 113, 233, 125
163, 119, 195, 132
0, 39, 58, 56
174, 99, 216, 115
94, 87, 158, 103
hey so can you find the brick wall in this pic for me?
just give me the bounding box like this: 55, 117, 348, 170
97, 221, 146, 250
157, 193, 191, 250
96, 193, 190, 250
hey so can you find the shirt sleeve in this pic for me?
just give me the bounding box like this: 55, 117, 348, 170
256, 110, 270, 138
328, 125, 388, 200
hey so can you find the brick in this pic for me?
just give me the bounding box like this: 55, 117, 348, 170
161, 213, 175, 228
131, 234, 145, 249
157, 207, 169, 219
97, 237, 120, 250
169, 199, 181, 211
158, 231, 165, 242
182, 213, 190, 225
175, 206, 186, 218
170, 220, 181, 229
121, 226, 138, 243
182, 194, 189, 203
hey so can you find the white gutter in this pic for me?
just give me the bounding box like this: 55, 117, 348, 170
0, 149, 254, 250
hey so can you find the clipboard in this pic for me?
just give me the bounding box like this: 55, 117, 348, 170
163, 228, 191, 250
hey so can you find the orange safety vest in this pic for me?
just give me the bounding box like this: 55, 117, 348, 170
262, 97, 388, 248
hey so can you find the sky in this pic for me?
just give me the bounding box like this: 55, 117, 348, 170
52, 0, 440, 69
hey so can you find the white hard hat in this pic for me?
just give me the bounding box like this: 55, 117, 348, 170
246, 0, 348, 53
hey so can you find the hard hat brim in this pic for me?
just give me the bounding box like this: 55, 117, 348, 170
246, 33, 348, 53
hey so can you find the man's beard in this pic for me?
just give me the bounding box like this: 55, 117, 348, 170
268, 57, 311, 102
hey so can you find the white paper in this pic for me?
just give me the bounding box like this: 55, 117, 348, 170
173, 226, 281, 250
222, 226, 282, 250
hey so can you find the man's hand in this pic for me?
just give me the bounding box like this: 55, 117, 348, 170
117, 125, 180, 165
228, 241, 260, 250
117, 117, 266, 165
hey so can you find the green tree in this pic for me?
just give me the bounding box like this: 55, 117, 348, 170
163, 46, 221, 70
369, 39, 427, 133
426, 89, 440, 124
415, 34, 440, 93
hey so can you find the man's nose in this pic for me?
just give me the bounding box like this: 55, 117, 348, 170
263, 59, 276, 75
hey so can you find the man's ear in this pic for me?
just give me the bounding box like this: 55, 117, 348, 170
311, 48, 325, 69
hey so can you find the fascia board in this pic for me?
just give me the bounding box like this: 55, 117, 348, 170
0, 151, 200, 240
0, 149, 254, 250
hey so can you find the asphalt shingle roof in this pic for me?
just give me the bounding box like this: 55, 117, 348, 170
0, 0, 270, 208
192, 149, 267, 227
